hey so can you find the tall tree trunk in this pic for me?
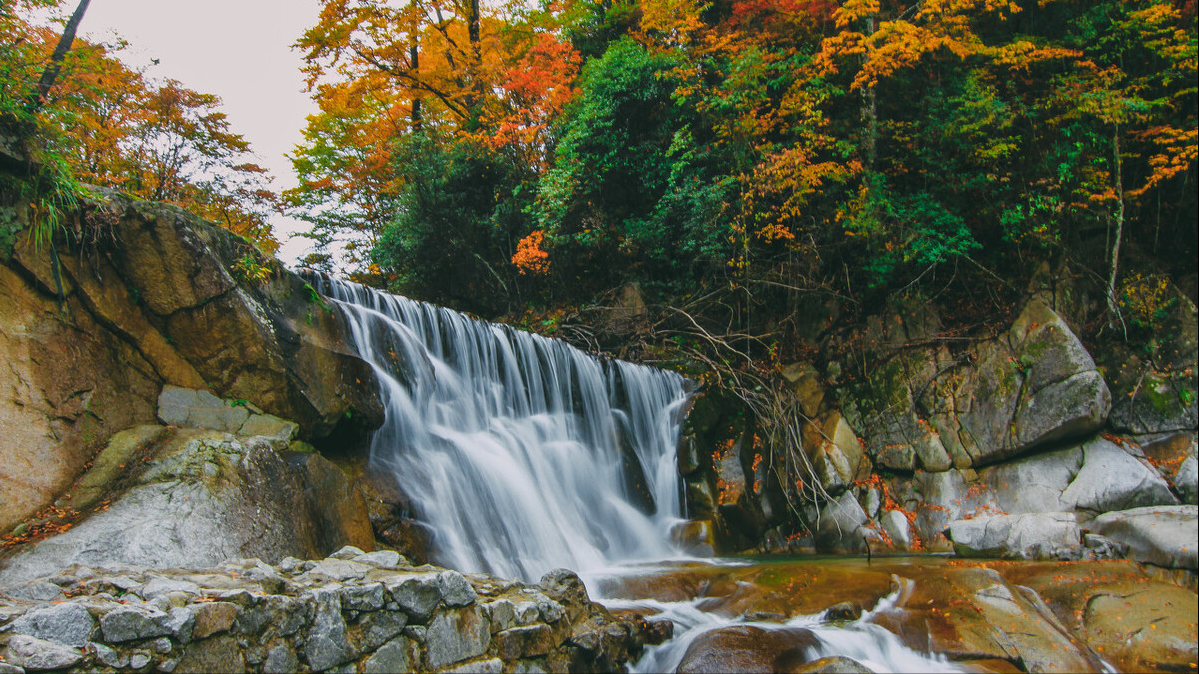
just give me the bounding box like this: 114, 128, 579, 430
410, 42, 422, 130
30, 0, 91, 109
861, 16, 878, 171
1106, 125, 1125, 327
465, 0, 482, 120
468, 0, 480, 58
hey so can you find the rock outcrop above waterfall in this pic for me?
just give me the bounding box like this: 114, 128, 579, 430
0, 551, 663, 674
0, 185, 383, 533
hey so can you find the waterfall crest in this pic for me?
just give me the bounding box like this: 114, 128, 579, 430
315, 277, 691, 581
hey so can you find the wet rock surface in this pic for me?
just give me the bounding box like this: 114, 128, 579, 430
675, 625, 819, 673
0, 553, 654, 674
601, 557, 1197, 674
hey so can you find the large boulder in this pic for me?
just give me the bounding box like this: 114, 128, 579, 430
813, 492, 869, 552
1091, 505, 1198, 570
0, 261, 159, 533
980, 447, 1081, 514
840, 299, 1111, 473
1059, 438, 1178, 512
0, 426, 374, 585
675, 625, 819, 674
910, 469, 1000, 548
99, 193, 384, 437
0, 186, 384, 532
947, 512, 1082, 560
949, 299, 1111, 465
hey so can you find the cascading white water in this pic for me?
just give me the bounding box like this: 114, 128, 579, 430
312, 277, 1001, 673
313, 276, 691, 581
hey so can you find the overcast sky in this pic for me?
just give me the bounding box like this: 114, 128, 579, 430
77, 0, 324, 265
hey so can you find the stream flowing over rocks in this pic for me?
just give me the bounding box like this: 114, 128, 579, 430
2, 157, 1197, 673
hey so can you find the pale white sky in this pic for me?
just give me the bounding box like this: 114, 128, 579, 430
77, 0, 324, 266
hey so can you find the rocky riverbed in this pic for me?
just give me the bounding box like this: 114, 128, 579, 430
593, 556, 1197, 674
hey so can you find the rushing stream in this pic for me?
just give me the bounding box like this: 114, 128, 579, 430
312, 278, 1015, 672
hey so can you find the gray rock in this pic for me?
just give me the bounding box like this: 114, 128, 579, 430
1013, 371, 1111, 450
931, 300, 1112, 466
305, 559, 371, 582
512, 601, 540, 626
354, 550, 403, 569
363, 636, 417, 674
264, 595, 310, 637
438, 571, 478, 607
814, 444, 854, 494
328, 545, 367, 560
443, 658, 504, 673
1081, 533, 1129, 560
173, 635, 242, 673
129, 651, 152, 669
537, 569, 589, 609
386, 573, 443, 622
425, 606, 491, 669
1062, 439, 1178, 512
912, 469, 999, 544
158, 386, 250, 432
339, 583, 386, 611
815, 492, 868, 550
190, 602, 240, 639
304, 589, 356, 671
1110, 368, 1199, 435
1178, 453, 1199, 504
494, 624, 554, 659
484, 599, 517, 633
237, 414, 298, 448
1144, 434, 1199, 504
91, 642, 128, 668
879, 510, 911, 550
263, 644, 299, 674
350, 609, 408, 651
1092, 505, 1198, 570
532, 595, 565, 623
6, 602, 95, 647
0, 582, 65, 602
861, 488, 881, 519
3, 634, 84, 671
140, 576, 201, 599
949, 512, 1081, 560
513, 661, 548, 674
101, 605, 174, 642
0, 431, 355, 586
981, 447, 1081, 514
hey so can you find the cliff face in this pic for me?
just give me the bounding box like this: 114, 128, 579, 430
0, 183, 383, 533
678, 280, 1199, 567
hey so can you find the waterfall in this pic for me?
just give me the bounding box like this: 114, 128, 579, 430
313, 276, 691, 581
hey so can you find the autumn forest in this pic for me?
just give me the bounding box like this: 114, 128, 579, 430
3, 0, 1197, 369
